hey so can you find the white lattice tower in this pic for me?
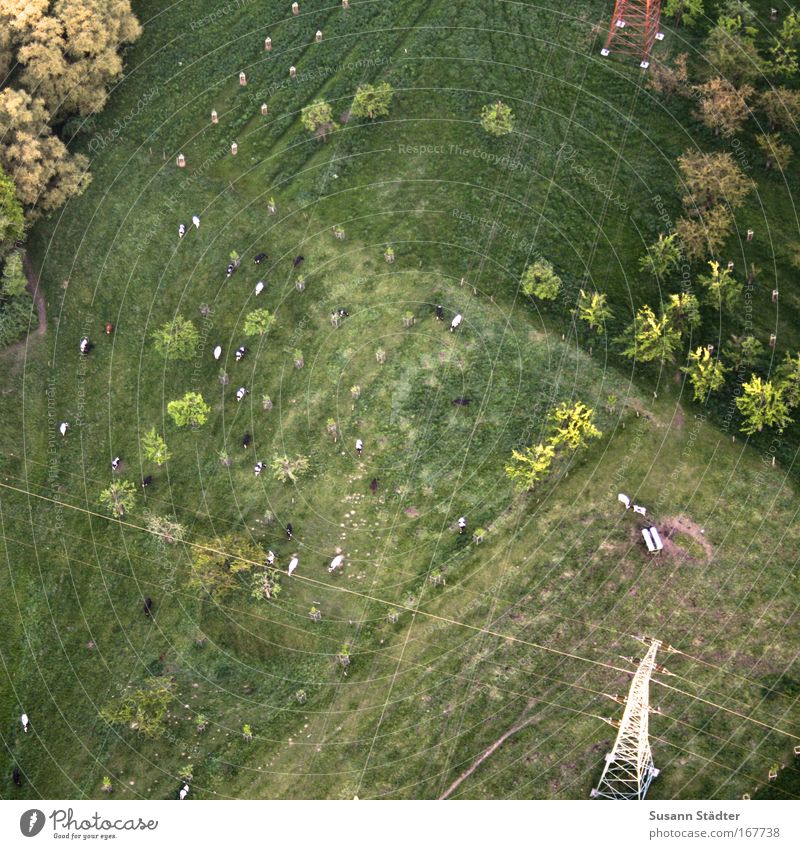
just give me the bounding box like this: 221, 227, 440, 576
591, 637, 664, 799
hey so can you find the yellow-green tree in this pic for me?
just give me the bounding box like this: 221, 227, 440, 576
577, 289, 613, 333
618, 304, 683, 363
98, 480, 136, 517
697, 260, 741, 312
141, 427, 170, 466
99, 676, 175, 738
520, 259, 561, 301
151, 315, 199, 360
693, 78, 753, 137
755, 133, 794, 171
682, 346, 728, 400
189, 535, 263, 598
735, 375, 792, 434
548, 401, 602, 451
0, 166, 25, 257
301, 99, 334, 140
504, 443, 555, 493
350, 82, 394, 119
480, 100, 514, 137
167, 392, 210, 427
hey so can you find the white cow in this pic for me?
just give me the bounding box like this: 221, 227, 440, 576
266, 550, 276, 566
450, 314, 463, 332
236, 387, 248, 402
178, 224, 186, 238
287, 556, 299, 576
192, 215, 200, 228
59, 422, 70, 436
458, 516, 467, 533
213, 345, 222, 360
254, 281, 265, 296
355, 438, 363, 455
633, 504, 647, 516
617, 493, 631, 509
20, 713, 29, 733
328, 554, 344, 573
179, 783, 189, 800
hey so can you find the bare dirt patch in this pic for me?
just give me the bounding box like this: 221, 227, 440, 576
661, 515, 713, 563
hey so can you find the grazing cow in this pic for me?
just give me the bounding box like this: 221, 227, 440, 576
213, 345, 222, 360
235, 346, 247, 362
111, 456, 121, 471
79, 337, 91, 355
435, 304, 444, 321
236, 386, 248, 402
337, 308, 349, 318
452, 398, 471, 406
12, 766, 21, 786
633, 504, 647, 516
369, 478, 379, 494
141, 476, 153, 489
293, 255, 304, 268
105, 323, 114, 335
618, 493, 631, 510
143, 597, 153, 617
254, 252, 267, 264
287, 555, 298, 576
254, 281, 265, 296
226, 261, 240, 277
59, 422, 70, 436
179, 783, 189, 800
266, 550, 276, 566
286, 523, 293, 539
253, 461, 264, 476
178, 224, 186, 238
328, 554, 344, 573
192, 215, 200, 229
450, 314, 463, 332
20, 713, 29, 733
242, 433, 252, 449
458, 516, 467, 534
355, 438, 363, 456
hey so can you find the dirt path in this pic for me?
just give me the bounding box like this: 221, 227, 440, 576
438, 711, 536, 799
22, 253, 47, 335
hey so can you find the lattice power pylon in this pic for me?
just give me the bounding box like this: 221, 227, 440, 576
600, 1, 664, 69
591, 636, 671, 799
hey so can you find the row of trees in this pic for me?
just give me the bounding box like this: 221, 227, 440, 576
0, 2, 142, 346
505, 401, 602, 492
301, 81, 394, 140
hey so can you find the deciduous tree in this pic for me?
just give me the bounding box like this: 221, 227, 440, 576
301, 99, 334, 140
167, 392, 210, 428
682, 346, 728, 400
697, 259, 742, 311
577, 289, 613, 332
520, 258, 561, 300
480, 100, 514, 137
755, 133, 794, 170
151, 315, 199, 361
189, 535, 263, 598
547, 401, 602, 451
693, 78, 753, 137
141, 426, 170, 466
639, 232, 682, 280
618, 304, 683, 363
677, 150, 752, 212
0, 87, 90, 216
504, 443, 555, 492
0, 166, 24, 256
676, 205, 733, 260
735, 375, 792, 434
243, 308, 276, 337
350, 82, 394, 119
98, 479, 136, 517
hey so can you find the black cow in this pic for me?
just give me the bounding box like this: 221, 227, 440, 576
286, 523, 293, 539
435, 304, 444, 321
12, 766, 21, 787
452, 398, 471, 406
370, 478, 379, 494
293, 255, 304, 268
143, 597, 153, 617
235, 346, 248, 362
254, 252, 268, 264
242, 433, 252, 448
141, 475, 153, 488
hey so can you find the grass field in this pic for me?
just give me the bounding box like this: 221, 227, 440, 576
0, 0, 798, 800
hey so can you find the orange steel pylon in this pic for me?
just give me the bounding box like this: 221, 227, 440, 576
601, 1, 663, 68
